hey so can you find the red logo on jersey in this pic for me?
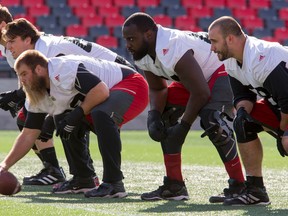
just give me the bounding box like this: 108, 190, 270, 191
55, 74, 60, 81
259, 55, 265, 61
163, 49, 169, 55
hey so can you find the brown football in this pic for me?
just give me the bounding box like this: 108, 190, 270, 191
0, 171, 21, 196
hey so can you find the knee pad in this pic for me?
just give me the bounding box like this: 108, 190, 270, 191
235, 122, 262, 143
200, 110, 234, 147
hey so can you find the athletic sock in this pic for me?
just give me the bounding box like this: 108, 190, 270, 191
246, 176, 264, 188
164, 153, 183, 182
40, 147, 60, 168
224, 156, 245, 182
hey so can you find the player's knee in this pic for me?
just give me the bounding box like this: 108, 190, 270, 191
200, 110, 234, 147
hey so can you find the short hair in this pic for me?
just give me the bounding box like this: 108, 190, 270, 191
0, 5, 13, 23
123, 12, 157, 33
15, 50, 48, 72
3, 18, 41, 44
209, 16, 243, 38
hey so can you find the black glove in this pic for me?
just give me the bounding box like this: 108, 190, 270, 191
38, 115, 55, 142
276, 129, 288, 157
0, 88, 26, 117
233, 107, 255, 141
147, 110, 166, 142
165, 120, 191, 147
56, 107, 84, 140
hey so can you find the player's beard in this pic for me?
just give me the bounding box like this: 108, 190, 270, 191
131, 39, 149, 61
23, 72, 47, 107
217, 41, 230, 61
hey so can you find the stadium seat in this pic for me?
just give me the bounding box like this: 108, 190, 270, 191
233, 8, 256, 19
279, 8, 288, 21
242, 17, 264, 34
114, 0, 135, 7
181, 0, 203, 8
258, 8, 277, 20
174, 15, 196, 30
14, 14, 35, 24
121, 6, 141, 18
252, 28, 272, 39
7, 5, 26, 17
271, 0, 288, 9
188, 7, 212, 19
89, 26, 110, 39
137, 0, 159, 8
46, 0, 67, 8
42, 26, 64, 36
274, 28, 288, 43
66, 25, 88, 37
36, 15, 58, 29
1, 0, 21, 6
82, 15, 103, 28
153, 15, 172, 27
105, 15, 125, 28
226, 0, 246, 9
22, 0, 44, 7
90, 0, 113, 7
161, 0, 180, 8
213, 8, 232, 18
145, 6, 165, 17
98, 6, 120, 17
166, 6, 187, 18
248, 0, 270, 9
96, 35, 118, 49
74, 5, 96, 18
67, 0, 89, 7
203, 0, 225, 8
27, 5, 50, 17
198, 17, 215, 31
59, 14, 80, 27
265, 18, 285, 31
52, 5, 73, 17
113, 26, 123, 38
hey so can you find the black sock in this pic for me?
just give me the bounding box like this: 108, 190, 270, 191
246, 176, 264, 188
32, 144, 45, 165
40, 147, 60, 168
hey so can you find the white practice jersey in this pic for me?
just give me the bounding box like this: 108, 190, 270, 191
135, 25, 222, 81
0, 44, 15, 68
26, 55, 123, 115
225, 36, 288, 88
35, 34, 118, 62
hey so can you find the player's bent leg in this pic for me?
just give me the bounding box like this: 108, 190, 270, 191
199, 109, 245, 203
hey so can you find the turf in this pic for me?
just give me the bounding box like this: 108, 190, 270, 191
0, 130, 288, 216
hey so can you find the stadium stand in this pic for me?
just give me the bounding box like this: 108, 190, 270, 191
1, 0, 288, 77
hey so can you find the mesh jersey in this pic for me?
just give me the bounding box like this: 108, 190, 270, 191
35, 34, 117, 61
26, 55, 123, 115
134, 25, 222, 81
0, 44, 15, 68
225, 36, 288, 87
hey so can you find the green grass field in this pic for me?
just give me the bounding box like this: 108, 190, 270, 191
0, 130, 288, 216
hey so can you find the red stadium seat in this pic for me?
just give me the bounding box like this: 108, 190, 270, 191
66, 24, 88, 37
187, 7, 212, 19
153, 15, 172, 27
22, 0, 44, 7
74, 5, 96, 18
1, 0, 21, 6
274, 28, 288, 43
181, 0, 203, 8
233, 8, 257, 19
14, 14, 35, 24
137, 0, 159, 8
226, 0, 247, 9
203, 0, 225, 8
96, 35, 118, 49
90, 0, 113, 7
248, 0, 270, 9
279, 8, 288, 21
27, 5, 50, 17
105, 15, 125, 28
98, 5, 120, 17
82, 15, 103, 27
242, 17, 264, 34
114, 0, 135, 7
174, 15, 197, 30
67, 0, 90, 7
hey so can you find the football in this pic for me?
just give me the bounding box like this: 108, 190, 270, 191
0, 171, 21, 196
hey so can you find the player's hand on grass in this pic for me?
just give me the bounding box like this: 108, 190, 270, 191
147, 110, 166, 142
56, 106, 84, 140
